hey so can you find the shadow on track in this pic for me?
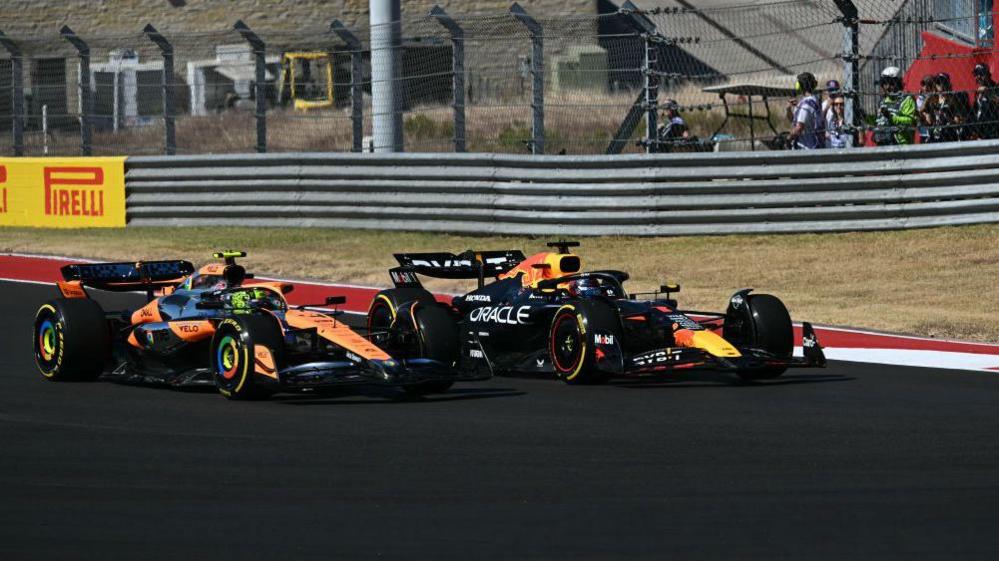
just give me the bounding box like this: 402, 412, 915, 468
490, 370, 853, 389
611, 372, 854, 389
271, 386, 526, 406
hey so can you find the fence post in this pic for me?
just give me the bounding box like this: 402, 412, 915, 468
623, 1, 661, 154
430, 6, 466, 153
0, 31, 24, 156
834, 0, 859, 147
330, 20, 364, 153
511, 3, 544, 155
143, 24, 176, 155
370, 0, 403, 152
60, 26, 92, 156
234, 20, 267, 153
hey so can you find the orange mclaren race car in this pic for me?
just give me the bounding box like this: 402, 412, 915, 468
33, 252, 481, 399
368, 241, 826, 384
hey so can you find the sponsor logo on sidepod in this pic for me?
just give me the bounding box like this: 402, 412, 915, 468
468, 305, 531, 325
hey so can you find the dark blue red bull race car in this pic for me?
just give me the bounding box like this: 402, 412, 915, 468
368, 241, 826, 384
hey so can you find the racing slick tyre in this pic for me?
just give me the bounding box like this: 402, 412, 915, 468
404, 303, 459, 396
550, 300, 621, 385
211, 314, 284, 400
367, 287, 438, 347
723, 293, 793, 381
33, 298, 110, 381
368, 288, 438, 330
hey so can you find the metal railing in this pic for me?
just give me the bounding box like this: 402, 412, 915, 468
124, 139, 999, 235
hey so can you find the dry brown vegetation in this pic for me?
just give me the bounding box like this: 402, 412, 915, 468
20, 88, 781, 156
2, 224, 997, 342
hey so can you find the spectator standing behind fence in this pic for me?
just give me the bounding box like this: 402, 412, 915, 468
826, 94, 851, 148
822, 79, 841, 119
926, 73, 971, 143
916, 74, 935, 143
972, 63, 999, 139
788, 72, 825, 149
874, 66, 916, 146
656, 99, 689, 147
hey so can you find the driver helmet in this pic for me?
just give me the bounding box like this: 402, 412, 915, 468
566, 277, 602, 298
189, 274, 227, 291
227, 287, 280, 310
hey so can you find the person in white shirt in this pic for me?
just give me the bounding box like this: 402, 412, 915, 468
826, 94, 850, 148
788, 72, 825, 149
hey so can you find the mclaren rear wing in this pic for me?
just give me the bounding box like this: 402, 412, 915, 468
59, 260, 195, 299
391, 250, 525, 288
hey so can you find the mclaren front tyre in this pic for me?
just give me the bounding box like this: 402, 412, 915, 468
210, 314, 284, 400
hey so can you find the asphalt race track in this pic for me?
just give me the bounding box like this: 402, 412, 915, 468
4, 280, 999, 560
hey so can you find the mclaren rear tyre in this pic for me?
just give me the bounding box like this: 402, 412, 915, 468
33, 298, 110, 381
211, 314, 284, 400
404, 303, 459, 396
550, 300, 620, 385
724, 293, 793, 381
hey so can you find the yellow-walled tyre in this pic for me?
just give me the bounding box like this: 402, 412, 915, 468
33, 299, 110, 381
549, 300, 620, 385
211, 314, 283, 400
366, 287, 437, 346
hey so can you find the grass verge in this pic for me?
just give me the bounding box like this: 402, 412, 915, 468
2, 224, 997, 342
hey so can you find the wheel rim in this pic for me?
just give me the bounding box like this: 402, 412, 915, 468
34, 307, 61, 375
38, 319, 57, 361
551, 313, 583, 373
216, 335, 241, 380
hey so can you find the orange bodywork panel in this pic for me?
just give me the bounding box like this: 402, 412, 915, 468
131, 300, 163, 325
57, 280, 88, 299
254, 345, 279, 379
498, 252, 584, 288
250, 281, 294, 295
285, 309, 391, 360
199, 263, 225, 275
674, 329, 742, 358
126, 331, 142, 349
168, 320, 215, 342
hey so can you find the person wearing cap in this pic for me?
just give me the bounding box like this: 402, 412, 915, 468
788, 72, 825, 149
822, 79, 841, 120
874, 66, 916, 145
972, 63, 999, 139
656, 99, 690, 149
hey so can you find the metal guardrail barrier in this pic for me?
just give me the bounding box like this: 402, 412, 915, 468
125, 140, 999, 236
